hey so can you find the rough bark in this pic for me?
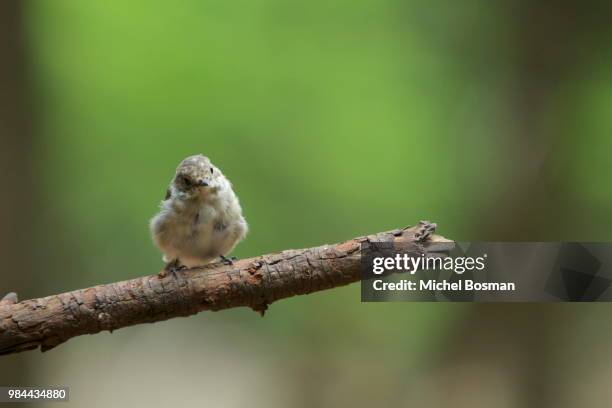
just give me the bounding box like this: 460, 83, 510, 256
0, 222, 452, 356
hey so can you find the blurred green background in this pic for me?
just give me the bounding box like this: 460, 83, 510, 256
1, 1, 612, 407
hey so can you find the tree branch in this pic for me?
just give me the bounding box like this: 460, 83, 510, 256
0, 221, 452, 356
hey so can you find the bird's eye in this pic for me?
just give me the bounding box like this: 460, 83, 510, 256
210, 168, 214, 174
182, 176, 191, 186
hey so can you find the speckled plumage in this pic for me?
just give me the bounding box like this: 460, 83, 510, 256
150, 154, 248, 270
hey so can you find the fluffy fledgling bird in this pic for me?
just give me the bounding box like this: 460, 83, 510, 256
150, 154, 248, 275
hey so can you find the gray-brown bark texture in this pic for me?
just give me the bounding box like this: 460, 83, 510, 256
0, 222, 452, 356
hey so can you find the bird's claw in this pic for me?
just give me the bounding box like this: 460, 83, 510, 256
159, 259, 186, 277
220, 255, 237, 265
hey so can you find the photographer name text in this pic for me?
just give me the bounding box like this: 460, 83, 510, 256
372, 279, 516, 292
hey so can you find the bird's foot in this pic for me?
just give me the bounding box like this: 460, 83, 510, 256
220, 255, 237, 265
159, 259, 186, 277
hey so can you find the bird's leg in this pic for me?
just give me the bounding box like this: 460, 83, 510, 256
219, 255, 237, 265
159, 258, 186, 277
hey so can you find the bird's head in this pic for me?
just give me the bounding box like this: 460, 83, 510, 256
172, 154, 221, 196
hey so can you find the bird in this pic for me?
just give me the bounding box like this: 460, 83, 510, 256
150, 154, 248, 276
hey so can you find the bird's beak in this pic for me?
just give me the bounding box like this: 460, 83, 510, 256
198, 179, 209, 187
